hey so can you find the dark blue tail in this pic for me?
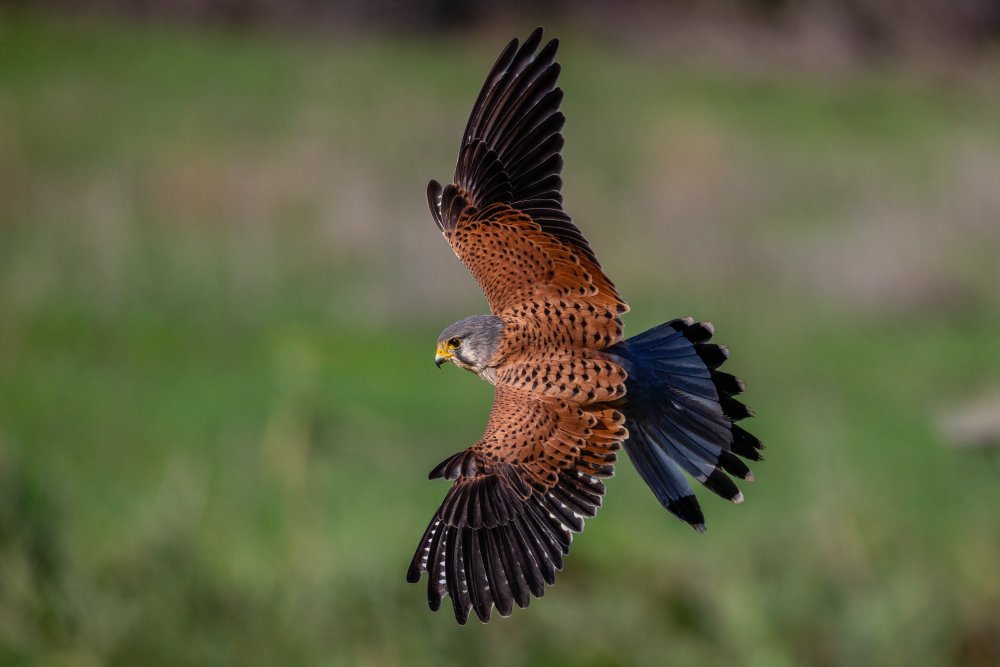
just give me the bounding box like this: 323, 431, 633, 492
607, 318, 763, 531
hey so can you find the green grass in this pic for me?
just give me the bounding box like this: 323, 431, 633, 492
2, 11, 1000, 667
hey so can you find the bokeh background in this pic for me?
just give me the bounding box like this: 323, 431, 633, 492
3, 2, 1000, 665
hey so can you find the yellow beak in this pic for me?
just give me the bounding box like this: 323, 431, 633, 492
435, 346, 453, 368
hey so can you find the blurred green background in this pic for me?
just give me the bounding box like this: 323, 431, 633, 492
2, 4, 1000, 666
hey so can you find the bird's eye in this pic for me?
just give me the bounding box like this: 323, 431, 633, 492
447, 337, 461, 349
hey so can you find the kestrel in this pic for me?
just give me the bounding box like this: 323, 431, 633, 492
407, 27, 763, 624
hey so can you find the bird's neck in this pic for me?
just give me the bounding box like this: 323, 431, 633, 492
478, 367, 498, 385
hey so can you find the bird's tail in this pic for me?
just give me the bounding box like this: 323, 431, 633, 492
608, 318, 763, 530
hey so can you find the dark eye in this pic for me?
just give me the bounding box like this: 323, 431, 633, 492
448, 337, 461, 348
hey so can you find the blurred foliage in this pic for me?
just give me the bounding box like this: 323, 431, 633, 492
2, 11, 1000, 667
19, 0, 1000, 61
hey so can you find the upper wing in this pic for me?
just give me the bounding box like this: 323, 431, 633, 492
406, 384, 627, 624
427, 28, 628, 332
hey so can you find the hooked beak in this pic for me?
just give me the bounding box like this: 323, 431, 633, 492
434, 346, 452, 368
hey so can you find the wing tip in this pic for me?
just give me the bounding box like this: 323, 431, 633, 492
427, 179, 444, 231
526, 26, 545, 49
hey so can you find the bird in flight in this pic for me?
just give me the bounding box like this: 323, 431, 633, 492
407, 27, 763, 624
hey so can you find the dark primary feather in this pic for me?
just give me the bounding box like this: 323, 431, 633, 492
407, 459, 606, 624
427, 27, 601, 267
407, 385, 623, 624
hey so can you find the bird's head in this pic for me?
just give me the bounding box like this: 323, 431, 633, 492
435, 315, 504, 375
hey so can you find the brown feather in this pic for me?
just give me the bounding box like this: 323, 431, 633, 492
408, 385, 627, 622
412, 27, 637, 625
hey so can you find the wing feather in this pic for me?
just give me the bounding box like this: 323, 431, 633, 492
427, 27, 628, 338
407, 384, 626, 623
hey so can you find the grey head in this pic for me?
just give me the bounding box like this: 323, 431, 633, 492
434, 315, 505, 378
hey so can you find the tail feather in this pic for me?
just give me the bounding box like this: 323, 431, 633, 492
610, 318, 762, 529
732, 424, 765, 461
718, 450, 753, 480
711, 371, 745, 396
624, 420, 706, 530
